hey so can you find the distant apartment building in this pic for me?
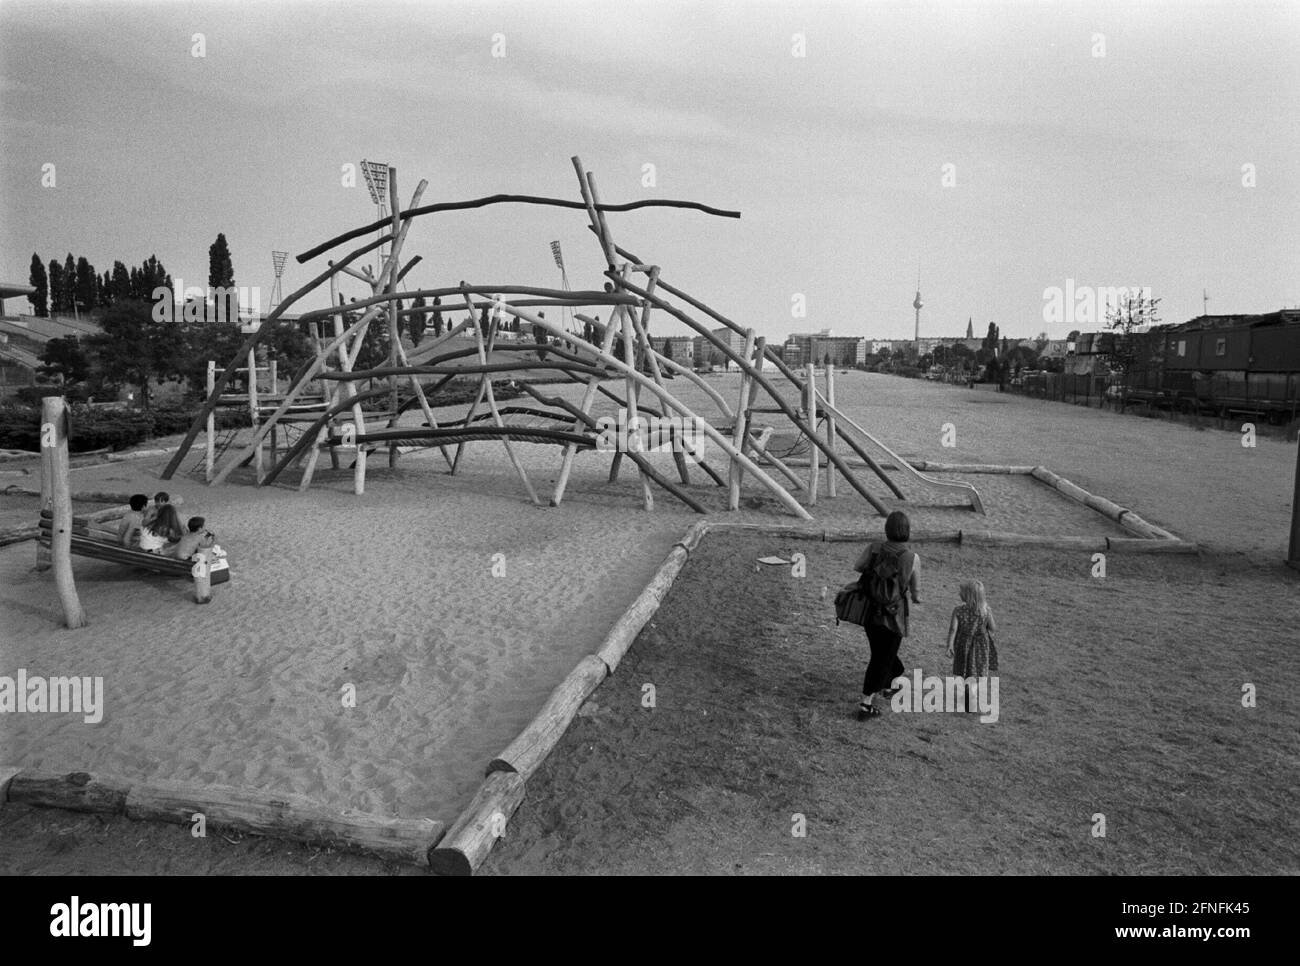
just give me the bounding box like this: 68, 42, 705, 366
784, 329, 864, 368
658, 336, 694, 364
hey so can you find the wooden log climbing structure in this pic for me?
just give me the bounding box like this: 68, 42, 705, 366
160, 158, 984, 519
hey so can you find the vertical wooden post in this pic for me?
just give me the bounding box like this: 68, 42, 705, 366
192, 551, 212, 604
205, 361, 216, 482
248, 348, 262, 481
728, 329, 755, 511
1288, 437, 1300, 570
552, 310, 620, 507
387, 167, 402, 470
736, 335, 765, 486
825, 363, 838, 498
806, 363, 818, 506
41, 397, 86, 628
36, 413, 52, 571
620, 304, 653, 511
268, 358, 280, 465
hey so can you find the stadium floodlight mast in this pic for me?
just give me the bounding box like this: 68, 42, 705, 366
361, 159, 391, 273
270, 251, 288, 311
551, 240, 574, 336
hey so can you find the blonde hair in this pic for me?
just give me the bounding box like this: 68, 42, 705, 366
959, 579, 989, 615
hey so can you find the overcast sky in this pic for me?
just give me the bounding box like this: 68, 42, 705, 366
2, 0, 1297, 342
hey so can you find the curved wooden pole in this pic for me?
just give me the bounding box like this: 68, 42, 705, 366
657, 351, 733, 420
502, 303, 812, 520
297, 194, 741, 264
596, 235, 911, 501
517, 383, 706, 514
609, 272, 887, 516
290, 286, 636, 329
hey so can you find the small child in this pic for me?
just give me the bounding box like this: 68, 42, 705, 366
142, 491, 170, 529
946, 580, 998, 707
139, 503, 184, 554
170, 516, 216, 560
118, 494, 149, 547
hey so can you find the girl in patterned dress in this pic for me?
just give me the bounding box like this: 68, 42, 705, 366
946, 580, 997, 709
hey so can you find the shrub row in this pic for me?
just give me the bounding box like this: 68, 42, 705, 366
0, 403, 245, 454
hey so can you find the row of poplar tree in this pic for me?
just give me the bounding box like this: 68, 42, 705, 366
25, 234, 236, 317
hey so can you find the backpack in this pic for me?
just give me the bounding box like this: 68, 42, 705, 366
862, 545, 907, 634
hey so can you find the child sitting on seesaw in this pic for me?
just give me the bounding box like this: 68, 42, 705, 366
117, 494, 149, 547
170, 516, 216, 560
141, 491, 170, 529
139, 503, 184, 554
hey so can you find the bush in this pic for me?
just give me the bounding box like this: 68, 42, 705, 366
14, 384, 91, 406
0, 402, 243, 454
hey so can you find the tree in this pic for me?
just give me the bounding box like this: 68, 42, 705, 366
1103, 292, 1161, 407
432, 297, 444, 337
138, 255, 171, 298
86, 299, 181, 408
74, 256, 98, 313
1035, 331, 1050, 352
98, 270, 113, 307
982, 322, 1000, 353
28, 254, 48, 316
662, 338, 674, 360
48, 259, 65, 313
208, 233, 235, 292
1066, 329, 1080, 343
61, 254, 76, 313
37, 336, 89, 385
110, 261, 131, 304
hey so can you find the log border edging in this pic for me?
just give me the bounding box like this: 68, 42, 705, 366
0, 767, 446, 867
431, 520, 714, 874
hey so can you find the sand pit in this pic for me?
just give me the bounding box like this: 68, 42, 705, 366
0, 442, 700, 824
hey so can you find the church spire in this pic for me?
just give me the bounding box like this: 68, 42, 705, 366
966, 316, 973, 340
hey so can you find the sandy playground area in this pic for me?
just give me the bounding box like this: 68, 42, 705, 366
1, 372, 1295, 873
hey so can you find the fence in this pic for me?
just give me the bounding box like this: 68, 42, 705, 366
1009, 372, 1108, 407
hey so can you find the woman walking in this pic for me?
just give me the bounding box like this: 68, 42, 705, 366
853, 510, 921, 720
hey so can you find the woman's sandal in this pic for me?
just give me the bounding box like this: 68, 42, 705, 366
857, 702, 881, 720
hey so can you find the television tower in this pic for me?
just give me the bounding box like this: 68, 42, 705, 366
913, 272, 923, 345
